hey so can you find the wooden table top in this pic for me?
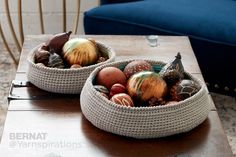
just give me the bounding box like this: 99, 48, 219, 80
0, 35, 233, 157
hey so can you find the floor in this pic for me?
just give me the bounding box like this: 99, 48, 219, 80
211, 93, 236, 155
0, 44, 236, 156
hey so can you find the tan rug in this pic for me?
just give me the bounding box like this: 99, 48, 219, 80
0, 43, 235, 156
0, 44, 17, 140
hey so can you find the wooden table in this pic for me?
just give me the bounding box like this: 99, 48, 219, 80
0, 35, 233, 157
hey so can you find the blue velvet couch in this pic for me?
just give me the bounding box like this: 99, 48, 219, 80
84, 0, 236, 96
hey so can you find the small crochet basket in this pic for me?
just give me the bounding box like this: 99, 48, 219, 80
27, 41, 116, 94
80, 59, 211, 139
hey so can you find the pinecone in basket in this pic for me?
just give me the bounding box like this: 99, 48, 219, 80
162, 69, 181, 87
148, 97, 166, 106
169, 84, 180, 101
159, 52, 185, 79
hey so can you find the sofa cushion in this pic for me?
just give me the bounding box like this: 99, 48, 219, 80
84, 0, 236, 46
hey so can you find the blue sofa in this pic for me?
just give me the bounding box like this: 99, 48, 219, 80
84, 0, 236, 96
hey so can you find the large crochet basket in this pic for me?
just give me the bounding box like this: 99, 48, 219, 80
27, 41, 116, 94
80, 60, 211, 139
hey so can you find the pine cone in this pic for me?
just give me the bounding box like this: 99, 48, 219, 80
159, 52, 185, 79
148, 97, 166, 106
162, 69, 181, 86
169, 84, 180, 101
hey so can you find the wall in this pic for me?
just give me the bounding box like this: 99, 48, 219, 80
0, 0, 99, 43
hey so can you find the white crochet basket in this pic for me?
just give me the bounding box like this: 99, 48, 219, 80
27, 41, 116, 94
80, 60, 211, 139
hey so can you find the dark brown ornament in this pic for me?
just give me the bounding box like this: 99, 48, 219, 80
34, 47, 50, 66
46, 31, 72, 54
162, 69, 181, 86
159, 52, 185, 79
48, 53, 65, 69
170, 79, 200, 101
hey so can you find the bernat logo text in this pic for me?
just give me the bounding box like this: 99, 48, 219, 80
9, 132, 47, 140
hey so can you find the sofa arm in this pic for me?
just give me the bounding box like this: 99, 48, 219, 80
100, 0, 140, 5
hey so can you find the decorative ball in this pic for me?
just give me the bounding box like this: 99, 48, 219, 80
96, 67, 126, 90
35, 48, 50, 66
127, 71, 167, 102
62, 38, 98, 66
170, 79, 200, 101
70, 64, 82, 69
162, 69, 181, 86
109, 83, 126, 98
46, 31, 72, 54
110, 93, 134, 107
93, 85, 109, 95
48, 53, 65, 69
123, 60, 153, 78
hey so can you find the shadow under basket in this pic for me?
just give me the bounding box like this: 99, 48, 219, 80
27, 41, 116, 94
80, 60, 211, 139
